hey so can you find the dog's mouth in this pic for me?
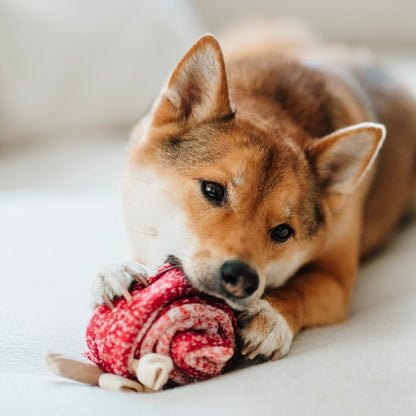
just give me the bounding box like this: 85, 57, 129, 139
165, 255, 258, 311
165, 255, 182, 268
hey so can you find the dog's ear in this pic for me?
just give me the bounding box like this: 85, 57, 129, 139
151, 34, 233, 126
306, 122, 386, 194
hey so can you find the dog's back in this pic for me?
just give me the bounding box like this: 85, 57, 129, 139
355, 68, 416, 255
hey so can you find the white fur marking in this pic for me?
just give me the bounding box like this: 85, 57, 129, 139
122, 167, 195, 271
265, 249, 309, 288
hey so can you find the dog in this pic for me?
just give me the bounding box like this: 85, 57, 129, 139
92, 21, 416, 361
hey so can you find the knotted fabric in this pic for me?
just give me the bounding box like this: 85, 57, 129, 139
85, 264, 237, 385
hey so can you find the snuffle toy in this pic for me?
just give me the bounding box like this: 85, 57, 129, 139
47, 264, 238, 392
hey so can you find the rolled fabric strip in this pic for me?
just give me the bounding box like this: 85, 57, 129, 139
135, 354, 174, 391
85, 264, 238, 387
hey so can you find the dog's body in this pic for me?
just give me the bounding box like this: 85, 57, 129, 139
93, 23, 416, 361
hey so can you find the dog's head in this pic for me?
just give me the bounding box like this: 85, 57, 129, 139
122, 35, 385, 310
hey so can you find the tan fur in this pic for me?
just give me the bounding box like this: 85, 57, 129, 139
120, 24, 416, 360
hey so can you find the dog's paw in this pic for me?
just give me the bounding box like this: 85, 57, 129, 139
90, 261, 149, 309
239, 299, 294, 361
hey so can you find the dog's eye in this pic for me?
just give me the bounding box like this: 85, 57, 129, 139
200, 180, 226, 205
270, 223, 294, 243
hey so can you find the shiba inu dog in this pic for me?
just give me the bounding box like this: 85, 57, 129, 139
92, 22, 416, 361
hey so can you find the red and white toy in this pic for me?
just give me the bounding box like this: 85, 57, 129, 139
47, 264, 238, 392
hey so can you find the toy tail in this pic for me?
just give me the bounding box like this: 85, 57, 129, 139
46, 352, 103, 386
46, 352, 151, 392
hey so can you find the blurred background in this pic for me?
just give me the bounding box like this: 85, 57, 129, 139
1, 4, 416, 413
1, 0, 415, 194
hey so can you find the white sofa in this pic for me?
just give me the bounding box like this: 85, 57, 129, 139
1, 2, 415, 415
1, 190, 415, 415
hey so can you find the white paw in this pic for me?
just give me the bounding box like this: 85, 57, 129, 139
239, 299, 294, 361
90, 261, 149, 308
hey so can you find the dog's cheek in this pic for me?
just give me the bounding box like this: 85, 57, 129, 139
121, 168, 196, 270
265, 248, 309, 288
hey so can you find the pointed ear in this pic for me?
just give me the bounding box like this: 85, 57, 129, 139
306, 122, 386, 194
151, 34, 233, 126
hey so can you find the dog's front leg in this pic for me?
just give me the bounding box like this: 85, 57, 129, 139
240, 266, 356, 361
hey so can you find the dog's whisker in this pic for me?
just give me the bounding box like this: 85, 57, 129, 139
126, 228, 158, 237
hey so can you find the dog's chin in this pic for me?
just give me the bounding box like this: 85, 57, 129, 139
219, 294, 258, 311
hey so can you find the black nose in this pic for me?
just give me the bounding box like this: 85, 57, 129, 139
219, 260, 259, 298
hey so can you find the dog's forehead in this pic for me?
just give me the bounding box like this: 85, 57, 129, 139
150, 118, 309, 200
178, 120, 300, 168
228, 130, 303, 186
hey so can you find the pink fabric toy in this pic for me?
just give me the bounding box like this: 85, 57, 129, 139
47, 264, 238, 392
